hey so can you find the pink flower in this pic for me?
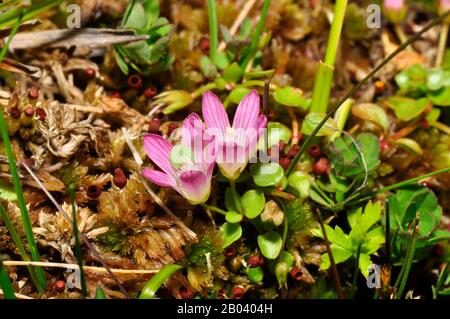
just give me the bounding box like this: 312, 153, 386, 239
383, 0, 404, 10
202, 90, 267, 180
142, 113, 215, 204
441, 0, 450, 10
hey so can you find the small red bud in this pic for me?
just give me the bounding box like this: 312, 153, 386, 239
85, 67, 96, 79
420, 119, 430, 129
309, 144, 321, 158
278, 140, 286, 152
279, 157, 291, 170
286, 144, 300, 159
149, 118, 161, 133
10, 107, 21, 119
199, 37, 210, 54
35, 108, 46, 121
128, 74, 143, 89
224, 247, 237, 259
24, 106, 35, 117
113, 168, 127, 188
167, 122, 180, 136
232, 286, 245, 299
54, 280, 66, 293
179, 286, 195, 299
247, 255, 263, 267
86, 185, 102, 199
28, 86, 39, 99
313, 158, 329, 175
111, 91, 122, 99
144, 86, 157, 99
289, 267, 303, 281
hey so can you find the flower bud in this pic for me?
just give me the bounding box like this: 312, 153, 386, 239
382, 0, 406, 25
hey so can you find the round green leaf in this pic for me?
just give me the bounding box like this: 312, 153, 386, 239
222, 222, 242, 248
386, 97, 431, 121
258, 122, 292, 149
225, 211, 243, 223
247, 266, 264, 284
257, 231, 282, 260
393, 138, 423, 155
227, 87, 251, 105
351, 103, 389, 131
287, 171, 311, 198
250, 163, 285, 187
223, 62, 242, 83
273, 86, 309, 110
428, 86, 450, 106
301, 112, 338, 136
241, 189, 265, 219
427, 69, 445, 91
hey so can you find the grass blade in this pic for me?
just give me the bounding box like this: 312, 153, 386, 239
0, 11, 23, 63
139, 264, 182, 299
0, 261, 16, 299
95, 286, 106, 299
206, 0, 218, 64
0, 0, 63, 29
68, 184, 87, 298
0, 202, 43, 292
0, 109, 46, 290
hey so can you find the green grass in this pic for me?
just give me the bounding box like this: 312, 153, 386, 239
0, 261, 16, 299
0, 109, 46, 292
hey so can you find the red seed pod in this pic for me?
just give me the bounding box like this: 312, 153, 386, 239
279, 157, 291, 170
167, 122, 179, 136
420, 119, 430, 129
86, 185, 102, 199
286, 144, 300, 159
247, 255, 263, 267
313, 157, 329, 175
278, 140, 286, 153
85, 67, 96, 79
28, 86, 39, 99
54, 280, 66, 293
128, 74, 143, 89
289, 267, 303, 281
111, 91, 122, 99
179, 286, 195, 299
35, 108, 46, 121
149, 118, 161, 133
380, 140, 389, 152
10, 107, 21, 119
232, 286, 245, 299
308, 144, 321, 158
24, 106, 35, 117
144, 86, 158, 99
199, 37, 210, 54
113, 168, 127, 188
223, 247, 237, 259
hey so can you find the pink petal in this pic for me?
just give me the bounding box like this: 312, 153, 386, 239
181, 113, 204, 163
179, 170, 211, 204
257, 114, 268, 130
141, 168, 177, 188
202, 91, 230, 135
232, 90, 261, 130
143, 134, 176, 177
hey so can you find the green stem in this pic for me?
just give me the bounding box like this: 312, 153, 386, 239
0, 261, 15, 299
206, 0, 218, 65
310, 0, 348, 113
68, 185, 87, 298
430, 121, 450, 136
436, 24, 449, 67
0, 11, 22, 63
191, 82, 217, 99
0, 203, 42, 292
331, 98, 353, 140
201, 203, 227, 216
351, 242, 362, 298
0, 109, 46, 291
286, 11, 450, 177
395, 215, 419, 299
229, 180, 243, 214
240, 0, 270, 71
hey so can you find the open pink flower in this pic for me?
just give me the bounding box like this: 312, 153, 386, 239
202, 90, 267, 180
142, 113, 215, 204
441, 0, 450, 10
383, 0, 404, 10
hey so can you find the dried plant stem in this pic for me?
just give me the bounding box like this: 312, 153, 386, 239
2, 261, 159, 274
315, 208, 345, 299
436, 24, 448, 67
0, 289, 33, 299
286, 10, 450, 176
217, 0, 258, 52
286, 107, 300, 144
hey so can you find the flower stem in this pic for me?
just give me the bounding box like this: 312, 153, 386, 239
394, 24, 409, 48
229, 180, 244, 214
285, 11, 450, 176
436, 24, 449, 67
201, 203, 227, 216
351, 242, 362, 298
430, 120, 450, 136
206, 0, 218, 65
191, 82, 217, 99
310, 0, 348, 114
